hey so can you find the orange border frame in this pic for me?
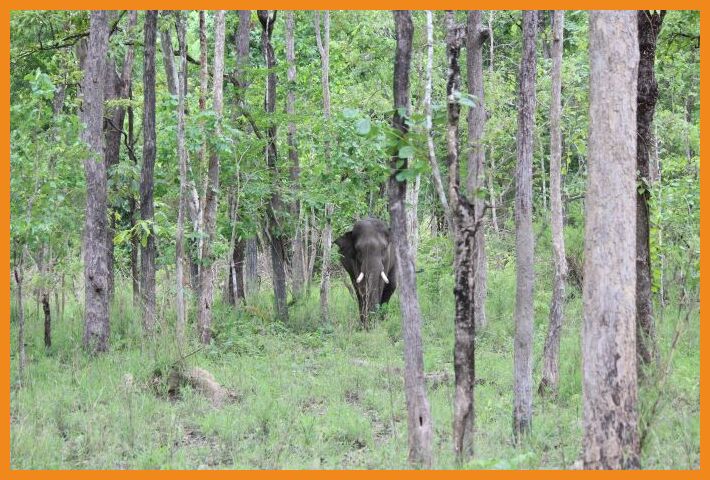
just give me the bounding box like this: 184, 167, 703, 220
3, 2, 705, 477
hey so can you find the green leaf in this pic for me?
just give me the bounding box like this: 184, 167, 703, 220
342, 108, 359, 119
398, 145, 415, 159
356, 118, 371, 136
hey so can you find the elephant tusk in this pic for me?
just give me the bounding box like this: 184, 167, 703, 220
381, 271, 390, 284
356, 272, 365, 283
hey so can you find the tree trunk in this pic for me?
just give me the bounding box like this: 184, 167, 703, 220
230, 239, 246, 303
636, 10, 665, 369
160, 15, 177, 97
466, 10, 489, 332
197, 10, 226, 343
315, 11, 333, 321
258, 10, 289, 321
127, 103, 141, 309
512, 10, 537, 443
226, 9, 252, 307
583, 10, 640, 470
14, 249, 26, 383
487, 13, 500, 233
405, 174, 421, 258
140, 11, 158, 334
190, 10, 209, 290
390, 10, 433, 467
445, 11, 479, 460
40, 244, 52, 348
105, 11, 138, 302
320, 204, 334, 323
80, 11, 111, 354
245, 237, 259, 295
286, 11, 306, 300
424, 11, 454, 235
173, 10, 188, 344
307, 208, 319, 287
539, 10, 567, 397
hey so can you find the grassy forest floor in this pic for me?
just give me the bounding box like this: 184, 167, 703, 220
10, 227, 699, 469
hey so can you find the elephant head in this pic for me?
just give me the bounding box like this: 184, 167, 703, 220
334, 218, 397, 327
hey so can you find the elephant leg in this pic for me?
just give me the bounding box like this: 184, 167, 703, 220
381, 282, 395, 305
355, 290, 368, 329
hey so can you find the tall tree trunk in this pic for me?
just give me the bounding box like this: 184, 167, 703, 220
315, 11, 333, 322
80, 11, 111, 354
583, 10, 640, 470
160, 14, 177, 97
466, 10, 489, 332
105, 11, 138, 302
424, 11, 453, 234
140, 10, 158, 334
258, 10, 289, 322
226, 10, 252, 307
319, 204, 333, 323
245, 237, 259, 295
229, 239, 246, 303
487, 12, 500, 233
513, 10, 537, 443
445, 11, 480, 460
286, 11, 306, 300
405, 174, 421, 258
173, 10, 188, 344
636, 10, 665, 369
307, 208, 319, 287
190, 10, 210, 290
14, 248, 26, 383
539, 10, 567, 396
390, 10, 433, 467
40, 244, 52, 348
127, 103, 140, 309
197, 10, 226, 343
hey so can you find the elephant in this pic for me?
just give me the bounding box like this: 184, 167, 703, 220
334, 218, 397, 327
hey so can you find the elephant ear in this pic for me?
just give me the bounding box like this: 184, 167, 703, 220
334, 230, 354, 258
334, 231, 356, 277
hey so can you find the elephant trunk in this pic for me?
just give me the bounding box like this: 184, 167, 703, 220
359, 259, 387, 326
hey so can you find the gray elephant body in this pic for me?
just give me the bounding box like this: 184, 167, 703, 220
335, 218, 397, 327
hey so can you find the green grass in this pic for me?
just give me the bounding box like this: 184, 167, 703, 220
9, 231, 699, 469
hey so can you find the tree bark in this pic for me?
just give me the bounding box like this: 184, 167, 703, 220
445, 11, 480, 461
258, 10, 289, 322
466, 10, 489, 332
189, 10, 209, 290
513, 10, 537, 443
80, 11, 111, 354
14, 248, 26, 382
228, 239, 246, 303
286, 11, 306, 300
41, 244, 52, 348
424, 11, 454, 235
105, 11, 137, 302
405, 174, 421, 258
320, 204, 333, 323
226, 10, 252, 306
140, 10, 158, 334
127, 102, 141, 309
245, 237, 259, 296
390, 10, 433, 467
315, 11, 333, 321
160, 14, 177, 97
197, 10, 226, 343
173, 10, 188, 344
539, 10, 567, 397
583, 10, 640, 470
636, 10, 665, 369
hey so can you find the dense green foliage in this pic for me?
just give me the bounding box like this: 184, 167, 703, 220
10, 10, 699, 469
